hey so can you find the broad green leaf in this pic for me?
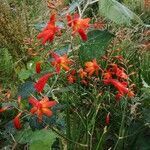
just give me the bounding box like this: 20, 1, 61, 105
34, 22, 46, 31
29, 115, 57, 130
55, 45, 70, 56
18, 81, 35, 99
79, 30, 114, 63
15, 129, 33, 144
15, 129, 57, 150
18, 69, 32, 81
30, 129, 57, 150
27, 61, 34, 70
99, 0, 143, 25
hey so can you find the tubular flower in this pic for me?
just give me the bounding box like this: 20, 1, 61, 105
0, 106, 8, 113
17, 96, 22, 109
104, 79, 134, 99
13, 112, 22, 130
103, 70, 112, 80
67, 70, 76, 84
85, 59, 100, 76
35, 61, 42, 74
78, 68, 87, 79
115, 93, 123, 101
51, 52, 72, 74
37, 14, 60, 45
34, 73, 54, 93
111, 64, 128, 79
105, 112, 110, 125
81, 79, 88, 85
29, 96, 57, 122
67, 14, 90, 41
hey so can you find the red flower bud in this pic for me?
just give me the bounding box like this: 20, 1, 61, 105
106, 112, 110, 125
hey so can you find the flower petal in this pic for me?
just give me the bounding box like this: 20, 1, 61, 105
66, 14, 72, 27
42, 101, 57, 108
13, 113, 22, 130
29, 97, 38, 106
78, 28, 87, 41
0, 106, 8, 113
34, 73, 53, 93
36, 61, 42, 74
42, 108, 53, 117
30, 107, 38, 114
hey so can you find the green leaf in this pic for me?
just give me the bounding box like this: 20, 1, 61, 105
18, 69, 32, 81
79, 30, 114, 63
99, 0, 143, 25
18, 81, 35, 99
0, 48, 13, 81
15, 129, 33, 144
30, 129, 57, 150
34, 22, 46, 31
15, 129, 57, 150
27, 61, 34, 70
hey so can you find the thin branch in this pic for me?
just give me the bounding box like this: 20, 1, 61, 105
81, 0, 99, 17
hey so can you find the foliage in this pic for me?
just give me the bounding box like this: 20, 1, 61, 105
99, 0, 143, 26
0, 0, 150, 150
79, 30, 114, 63
0, 48, 13, 83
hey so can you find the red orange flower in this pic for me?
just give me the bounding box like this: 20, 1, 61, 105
85, 59, 100, 76
105, 112, 110, 125
35, 61, 42, 74
104, 79, 134, 99
29, 96, 57, 122
37, 14, 60, 45
0, 106, 8, 113
51, 52, 72, 74
78, 68, 87, 79
34, 73, 54, 93
103, 70, 112, 79
13, 112, 22, 129
111, 64, 128, 79
67, 70, 76, 84
67, 14, 90, 41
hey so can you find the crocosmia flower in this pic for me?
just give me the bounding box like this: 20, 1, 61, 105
29, 96, 57, 122
105, 112, 110, 125
111, 64, 128, 79
0, 106, 8, 113
78, 68, 87, 79
103, 70, 112, 79
85, 59, 100, 76
104, 79, 134, 100
37, 14, 60, 45
35, 61, 42, 74
51, 52, 72, 74
13, 112, 22, 129
34, 73, 54, 93
67, 70, 76, 84
67, 14, 90, 41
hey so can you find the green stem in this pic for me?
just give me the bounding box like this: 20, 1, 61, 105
46, 74, 59, 96
113, 100, 127, 150
96, 126, 107, 150
89, 103, 101, 150
66, 105, 72, 149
